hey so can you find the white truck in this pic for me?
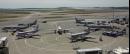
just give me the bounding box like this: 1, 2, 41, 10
111, 47, 129, 54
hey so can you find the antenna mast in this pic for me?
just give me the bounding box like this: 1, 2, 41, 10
113, 7, 115, 19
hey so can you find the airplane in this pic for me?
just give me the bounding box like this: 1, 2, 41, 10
1, 25, 27, 32
75, 17, 85, 23
18, 19, 38, 28
29, 19, 37, 26
86, 24, 112, 29
1, 20, 38, 32
16, 24, 40, 39
102, 27, 126, 37
48, 26, 70, 35
68, 31, 90, 42
16, 31, 39, 39
29, 24, 39, 33
56, 26, 63, 35
102, 30, 124, 37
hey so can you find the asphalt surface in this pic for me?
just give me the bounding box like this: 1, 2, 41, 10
0, 12, 129, 54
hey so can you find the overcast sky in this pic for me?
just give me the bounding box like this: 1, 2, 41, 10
0, 0, 129, 8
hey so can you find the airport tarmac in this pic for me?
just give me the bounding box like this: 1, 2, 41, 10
0, 12, 129, 54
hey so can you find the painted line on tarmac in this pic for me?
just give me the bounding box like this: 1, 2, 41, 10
9, 33, 23, 54
25, 39, 74, 52
96, 37, 120, 50
24, 35, 74, 52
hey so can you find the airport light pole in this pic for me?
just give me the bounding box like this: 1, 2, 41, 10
99, 36, 103, 42
112, 7, 115, 19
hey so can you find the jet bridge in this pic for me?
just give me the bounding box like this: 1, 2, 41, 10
76, 48, 102, 54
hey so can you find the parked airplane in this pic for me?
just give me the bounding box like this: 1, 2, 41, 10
16, 32, 39, 39
102, 30, 124, 37
1, 20, 38, 32
2, 25, 27, 32
49, 26, 70, 35
68, 32, 90, 42
16, 24, 39, 39
75, 18, 85, 23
